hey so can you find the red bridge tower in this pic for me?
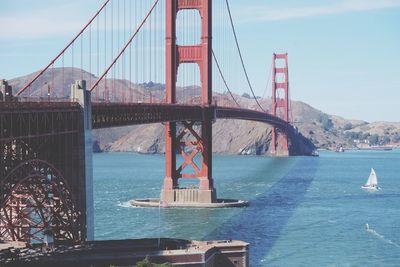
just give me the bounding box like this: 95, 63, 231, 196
162, 0, 216, 204
271, 53, 290, 156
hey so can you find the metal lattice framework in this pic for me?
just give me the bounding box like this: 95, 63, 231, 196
0, 101, 87, 244
163, 0, 214, 201
0, 160, 81, 243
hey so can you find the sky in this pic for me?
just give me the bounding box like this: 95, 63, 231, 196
1, 0, 399, 122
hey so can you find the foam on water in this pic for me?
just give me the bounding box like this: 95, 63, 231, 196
366, 224, 400, 249
117, 201, 134, 208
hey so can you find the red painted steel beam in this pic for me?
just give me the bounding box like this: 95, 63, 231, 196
178, 0, 202, 10
164, 0, 213, 195
271, 53, 290, 155
177, 45, 202, 64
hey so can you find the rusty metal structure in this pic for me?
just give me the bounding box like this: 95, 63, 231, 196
0, 97, 86, 243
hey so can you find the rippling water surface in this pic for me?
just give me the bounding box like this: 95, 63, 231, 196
94, 150, 400, 266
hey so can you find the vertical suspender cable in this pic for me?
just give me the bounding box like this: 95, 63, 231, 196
81, 33, 83, 81
104, 5, 107, 101
89, 24, 92, 90
111, 0, 114, 101
149, 1, 152, 86
129, 0, 132, 102
97, 15, 100, 101
62, 54, 64, 98
225, 0, 265, 112
123, 0, 126, 102
72, 43, 74, 82
135, 0, 138, 102
117, 0, 120, 101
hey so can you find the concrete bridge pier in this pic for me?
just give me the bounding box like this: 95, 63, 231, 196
70, 80, 94, 241
0, 80, 13, 101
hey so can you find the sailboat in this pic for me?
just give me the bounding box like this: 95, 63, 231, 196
361, 168, 380, 191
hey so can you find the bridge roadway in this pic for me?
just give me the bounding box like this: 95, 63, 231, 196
0, 101, 294, 138
92, 102, 292, 131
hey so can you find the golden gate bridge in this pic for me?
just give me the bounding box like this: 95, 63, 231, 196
0, 0, 302, 246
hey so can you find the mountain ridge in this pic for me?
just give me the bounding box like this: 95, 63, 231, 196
7, 68, 400, 154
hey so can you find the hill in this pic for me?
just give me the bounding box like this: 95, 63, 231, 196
7, 68, 400, 155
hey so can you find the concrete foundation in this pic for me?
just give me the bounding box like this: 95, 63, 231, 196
161, 188, 217, 204
135, 188, 248, 208
0, 80, 13, 101
130, 198, 248, 208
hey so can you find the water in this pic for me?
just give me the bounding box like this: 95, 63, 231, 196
93, 150, 400, 266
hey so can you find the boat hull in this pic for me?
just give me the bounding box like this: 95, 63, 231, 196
361, 185, 380, 191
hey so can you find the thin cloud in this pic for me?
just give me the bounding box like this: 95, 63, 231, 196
240, 0, 400, 22
0, 17, 84, 40
0, 1, 162, 40
0, 0, 110, 40
0, 4, 86, 40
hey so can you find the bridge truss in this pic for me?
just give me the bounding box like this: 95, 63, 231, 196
0, 0, 300, 244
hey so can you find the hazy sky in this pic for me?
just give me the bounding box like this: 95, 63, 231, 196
1, 0, 399, 122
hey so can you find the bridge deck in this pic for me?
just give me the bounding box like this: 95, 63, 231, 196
0, 102, 292, 135
91, 103, 291, 131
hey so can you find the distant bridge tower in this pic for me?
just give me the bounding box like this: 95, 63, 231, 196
271, 53, 290, 156
162, 0, 216, 203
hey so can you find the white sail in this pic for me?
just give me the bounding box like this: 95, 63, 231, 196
365, 168, 378, 187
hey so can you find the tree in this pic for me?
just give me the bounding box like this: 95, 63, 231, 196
136, 257, 173, 267
368, 134, 379, 145
392, 133, 400, 143
343, 123, 353, 131
361, 132, 370, 140
241, 93, 251, 99
382, 136, 391, 144
318, 114, 333, 131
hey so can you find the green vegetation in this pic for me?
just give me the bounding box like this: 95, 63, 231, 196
343, 131, 396, 146
368, 134, 379, 145
241, 93, 251, 98
343, 123, 353, 130
392, 133, 400, 143
382, 136, 391, 144
344, 131, 371, 142
318, 114, 334, 131
135, 257, 173, 267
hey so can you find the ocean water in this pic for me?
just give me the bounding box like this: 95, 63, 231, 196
93, 150, 400, 266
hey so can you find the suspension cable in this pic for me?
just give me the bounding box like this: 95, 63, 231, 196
212, 50, 240, 108
16, 0, 112, 96
91, 0, 160, 92
225, 0, 265, 112
262, 61, 273, 100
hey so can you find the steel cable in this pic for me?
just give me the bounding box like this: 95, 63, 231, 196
225, 0, 265, 112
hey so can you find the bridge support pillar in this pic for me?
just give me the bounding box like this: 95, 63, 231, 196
161, 0, 217, 205
161, 118, 216, 204
271, 129, 289, 157
271, 53, 290, 156
70, 80, 94, 240
0, 80, 13, 101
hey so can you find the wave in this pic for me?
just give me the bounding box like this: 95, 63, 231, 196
366, 224, 400, 249
117, 201, 134, 208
